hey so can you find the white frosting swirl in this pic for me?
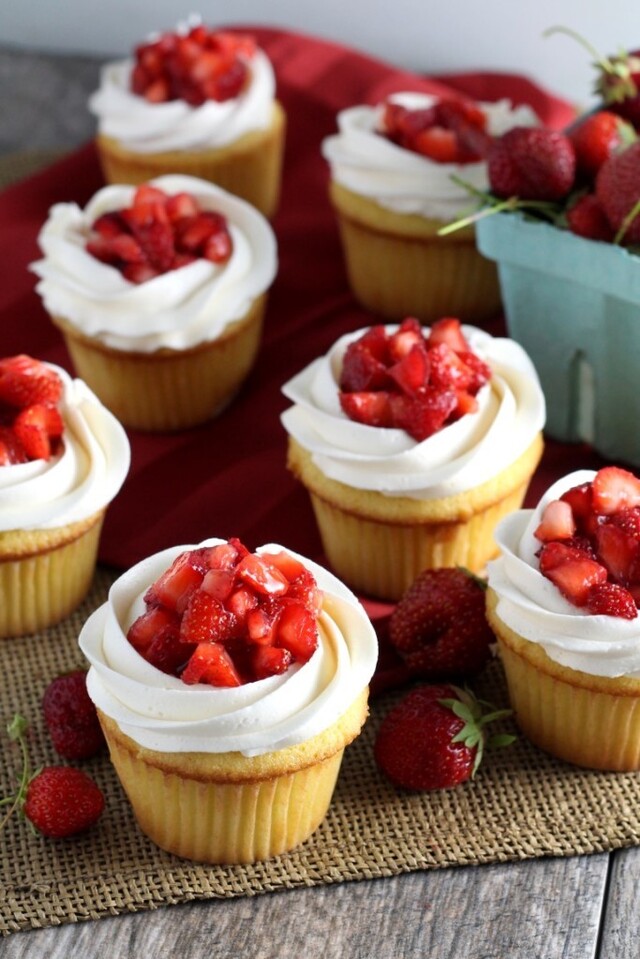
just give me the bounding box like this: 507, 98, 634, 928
0, 363, 130, 531
281, 325, 545, 500
487, 470, 640, 678
322, 92, 538, 219
89, 47, 276, 153
80, 540, 378, 756
31, 175, 277, 353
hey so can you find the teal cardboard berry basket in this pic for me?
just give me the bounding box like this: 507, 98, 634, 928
476, 211, 640, 466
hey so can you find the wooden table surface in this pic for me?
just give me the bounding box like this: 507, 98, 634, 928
1, 43, 639, 959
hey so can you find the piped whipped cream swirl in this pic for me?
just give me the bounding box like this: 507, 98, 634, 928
89, 45, 276, 153
80, 541, 378, 756
31, 174, 277, 353
281, 325, 545, 500
0, 363, 130, 531
322, 92, 538, 219
488, 470, 640, 678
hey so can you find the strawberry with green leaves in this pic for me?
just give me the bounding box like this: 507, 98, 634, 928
374, 684, 514, 790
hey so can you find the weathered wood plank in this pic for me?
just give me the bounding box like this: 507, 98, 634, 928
2, 855, 608, 959
596, 846, 640, 958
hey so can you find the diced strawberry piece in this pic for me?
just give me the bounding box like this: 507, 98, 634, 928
127, 605, 181, 656
251, 645, 293, 680
560, 482, 594, 520
592, 466, 640, 515
205, 540, 245, 570
236, 554, 290, 596
246, 607, 280, 645
201, 567, 235, 602
544, 557, 608, 606
91, 211, 129, 238
388, 343, 430, 396
180, 590, 235, 645
176, 211, 227, 254
287, 570, 323, 614
13, 404, 62, 461
388, 318, 425, 361
595, 522, 640, 584
181, 643, 241, 687
452, 390, 478, 419
339, 391, 393, 428
534, 499, 577, 543
122, 262, 161, 284
144, 78, 171, 102
0, 355, 63, 409
132, 184, 168, 208
165, 192, 200, 223
147, 552, 206, 612
426, 317, 469, 353
389, 388, 457, 442
146, 631, 195, 675
226, 587, 259, 623
428, 343, 475, 391
259, 550, 306, 583
276, 604, 318, 663
414, 126, 460, 162
456, 351, 491, 391
610, 507, 640, 539
340, 342, 391, 392
0, 426, 27, 465
203, 229, 233, 263
537, 540, 594, 574
355, 324, 390, 363
585, 582, 638, 619
130, 219, 175, 272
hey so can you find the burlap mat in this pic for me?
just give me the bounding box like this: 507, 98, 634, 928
2, 567, 640, 936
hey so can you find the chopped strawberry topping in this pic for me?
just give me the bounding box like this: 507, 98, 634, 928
339, 317, 490, 442
0, 357, 66, 467
85, 183, 233, 284
127, 542, 322, 686
535, 467, 640, 618
130, 24, 255, 105
380, 96, 491, 163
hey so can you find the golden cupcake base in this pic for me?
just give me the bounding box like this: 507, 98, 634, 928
288, 434, 543, 601
98, 687, 369, 864
486, 588, 640, 771
52, 295, 266, 432
0, 510, 104, 638
329, 181, 501, 324
95, 101, 286, 219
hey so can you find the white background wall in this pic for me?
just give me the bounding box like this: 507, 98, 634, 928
2, 0, 639, 109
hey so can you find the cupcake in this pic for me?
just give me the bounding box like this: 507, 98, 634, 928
89, 19, 285, 218
322, 92, 537, 323
281, 317, 545, 601
31, 175, 277, 431
486, 465, 640, 771
0, 354, 130, 638
79, 537, 377, 863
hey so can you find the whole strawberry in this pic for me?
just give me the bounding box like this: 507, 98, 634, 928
389, 567, 494, 679
24, 767, 105, 838
488, 127, 576, 201
596, 140, 640, 243
1, 715, 104, 840
42, 670, 105, 760
374, 684, 514, 790
569, 110, 636, 181
565, 193, 614, 242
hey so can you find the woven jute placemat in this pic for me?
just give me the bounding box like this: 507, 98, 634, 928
2, 567, 640, 936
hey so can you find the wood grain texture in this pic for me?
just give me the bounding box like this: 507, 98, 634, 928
598, 846, 640, 958
2, 854, 608, 959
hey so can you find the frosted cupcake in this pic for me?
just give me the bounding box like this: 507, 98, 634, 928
487, 465, 640, 771
0, 355, 130, 637
79, 537, 377, 863
89, 19, 285, 218
281, 317, 545, 600
31, 175, 277, 431
322, 92, 537, 323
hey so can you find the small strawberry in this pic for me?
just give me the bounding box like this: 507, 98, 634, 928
488, 126, 576, 201
569, 110, 636, 180
595, 141, 640, 244
389, 568, 494, 679
374, 684, 514, 790
1, 715, 104, 839
42, 670, 105, 760
565, 193, 615, 242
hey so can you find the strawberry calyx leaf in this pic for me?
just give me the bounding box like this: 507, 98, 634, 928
438, 687, 516, 778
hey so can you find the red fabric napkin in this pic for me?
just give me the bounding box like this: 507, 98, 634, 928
0, 26, 590, 584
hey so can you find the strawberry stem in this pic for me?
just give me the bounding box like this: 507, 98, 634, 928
438, 687, 515, 778
543, 25, 615, 76
0, 715, 33, 832
614, 197, 640, 246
